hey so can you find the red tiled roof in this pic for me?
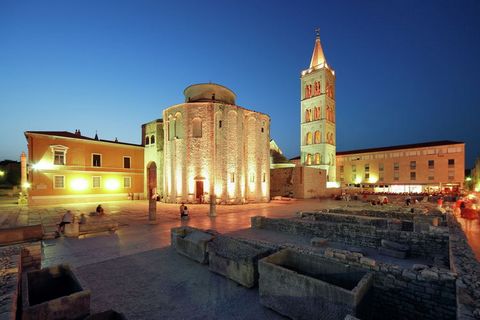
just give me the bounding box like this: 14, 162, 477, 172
24, 131, 143, 147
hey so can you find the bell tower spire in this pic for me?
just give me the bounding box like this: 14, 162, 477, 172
309, 28, 327, 69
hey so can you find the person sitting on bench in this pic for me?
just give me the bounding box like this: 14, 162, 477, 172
57, 210, 73, 234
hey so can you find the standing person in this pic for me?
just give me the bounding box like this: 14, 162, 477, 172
179, 203, 186, 218
57, 210, 74, 234
405, 195, 411, 206
437, 197, 444, 208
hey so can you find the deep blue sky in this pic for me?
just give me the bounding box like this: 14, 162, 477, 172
1, 0, 479, 168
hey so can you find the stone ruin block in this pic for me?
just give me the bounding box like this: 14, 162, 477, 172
379, 239, 409, 259
22, 264, 90, 320
311, 237, 328, 247
171, 227, 215, 264
207, 235, 273, 288
259, 249, 373, 320
413, 216, 440, 233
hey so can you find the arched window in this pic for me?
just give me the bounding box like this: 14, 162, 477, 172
192, 118, 202, 138
175, 113, 184, 139
314, 131, 321, 144
306, 132, 313, 145
168, 118, 175, 141
315, 153, 321, 165
305, 109, 311, 122
306, 154, 312, 165
150, 134, 155, 144
145, 136, 150, 145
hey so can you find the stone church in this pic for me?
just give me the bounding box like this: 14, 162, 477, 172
143, 83, 271, 204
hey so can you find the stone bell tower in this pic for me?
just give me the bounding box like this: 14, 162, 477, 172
300, 29, 336, 182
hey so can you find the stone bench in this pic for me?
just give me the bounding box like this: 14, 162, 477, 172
171, 227, 215, 264
0, 224, 43, 245
259, 249, 373, 320
79, 221, 119, 234
207, 235, 273, 288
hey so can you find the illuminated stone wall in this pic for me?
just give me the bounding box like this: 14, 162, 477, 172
163, 85, 270, 204
143, 119, 164, 198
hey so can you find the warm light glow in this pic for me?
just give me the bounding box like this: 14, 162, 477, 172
105, 178, 120, 190
32, 161, 54, 171
354, 177, 362, 184
465, 177, 472, 182
22, 182, 31, 189
0, 170, 4, 177
214, 182, 223, 198
326, 181, 340, 188
176, 168, 182, 196
368, 176, 378, 184
70, 178, 88, 191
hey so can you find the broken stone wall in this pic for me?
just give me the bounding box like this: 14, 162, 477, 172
252, 216, 449, 261
447, 213, 480, 319
323, 247, 456, 320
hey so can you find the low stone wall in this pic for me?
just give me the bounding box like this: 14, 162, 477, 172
447, 213, 480, 319
252, 216, 449, 261
207, 235, 273, 288
328, 208, 445, 223
0, 225, 43, 245
0, 242, 42, 320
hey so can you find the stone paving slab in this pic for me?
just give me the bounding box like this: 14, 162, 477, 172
75, 247, 285, 320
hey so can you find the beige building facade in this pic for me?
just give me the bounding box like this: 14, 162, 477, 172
336, 141, 465, 193
161, 83, 270, 204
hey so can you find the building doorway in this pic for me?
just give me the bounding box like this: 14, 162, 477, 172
196, 180, 204, 203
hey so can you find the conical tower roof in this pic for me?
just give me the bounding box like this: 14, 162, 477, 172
309, 30, 327, 68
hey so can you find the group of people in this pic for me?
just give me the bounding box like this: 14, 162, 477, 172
56, 204, 105, 235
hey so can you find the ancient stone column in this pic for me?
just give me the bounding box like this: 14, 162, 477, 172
21, 151, 27, 189
148, 198, 157, 222
209, 194, 217, 217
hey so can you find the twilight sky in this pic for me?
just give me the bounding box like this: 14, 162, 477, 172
1, 0, 479, 168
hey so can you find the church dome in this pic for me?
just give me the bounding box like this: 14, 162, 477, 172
184, 83, 236, 105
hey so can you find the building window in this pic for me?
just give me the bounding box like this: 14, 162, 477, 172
379, 163, 384, 172
410, 161, 416, 170
54, 175, 65, 189
365, 164, 370, 172
393, 162, 399, 170
365, 173, 370, 179
314, 131, 321, 144
123, 157, 131, 169
410, 172, 416, 180
340, 165, 344, 173
219, 120, 222, 128
448, 159, 455, 167
448, 171, 454, 180
92, 176, 101, 188
53, 150, 65, 165
124, 177, 131, 188
92, 154, 102, 167
192, 118, 202, 138
379, 174, 384, 182
394, 171, 399, 181
428, 160, 434, 169
314, 153, 321, 164
428, 175, 434, 181
145, 136, 149, 145
250, 173, 255, 183
261, 127, 264, 133
230, 173, 235, 183
352, 174, 356, 182
352, 165, 356, 172
262, 173, 266, 182
151, 135, 155, 144
305, 132, 313, 145
306, 154, 312, 165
